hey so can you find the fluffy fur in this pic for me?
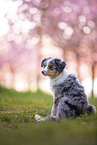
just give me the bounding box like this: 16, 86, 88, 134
35, 57, 96, 121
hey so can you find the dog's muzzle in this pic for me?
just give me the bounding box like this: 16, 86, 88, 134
42, 70, 46, 75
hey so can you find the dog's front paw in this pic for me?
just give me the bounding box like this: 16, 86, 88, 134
35, 114, 45, 121
35, 114, 41, 120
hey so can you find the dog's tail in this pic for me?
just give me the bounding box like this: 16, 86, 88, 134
86, 105, 96, 115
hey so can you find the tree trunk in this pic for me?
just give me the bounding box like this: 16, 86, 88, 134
36, 39, 42, 90
91, 64, 94, 98
76, 53, 81, 82
91, 62, 97, 98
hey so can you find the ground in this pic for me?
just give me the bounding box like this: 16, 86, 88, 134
0, 87, 97, 145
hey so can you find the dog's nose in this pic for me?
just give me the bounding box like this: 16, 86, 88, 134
42, 70, 45, 75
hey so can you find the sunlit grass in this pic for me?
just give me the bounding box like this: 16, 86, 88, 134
0, 86, 97, 145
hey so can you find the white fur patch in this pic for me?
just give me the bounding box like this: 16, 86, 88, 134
35, 114, 46, 121
50, 68, 70, 91
35, 114, 42, 120
43, 58, 53, 72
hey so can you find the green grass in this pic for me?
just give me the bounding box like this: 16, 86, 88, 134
0, 86, 97, 145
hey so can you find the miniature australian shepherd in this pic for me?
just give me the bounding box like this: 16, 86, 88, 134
35, 57, 96, 121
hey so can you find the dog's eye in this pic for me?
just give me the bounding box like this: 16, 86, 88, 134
43, 64, 46, 68
49, 64, 53, 70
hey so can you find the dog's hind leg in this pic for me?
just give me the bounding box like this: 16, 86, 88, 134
56, 98, 76, 120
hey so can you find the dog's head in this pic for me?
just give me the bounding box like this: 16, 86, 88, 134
41, 57, 66, 78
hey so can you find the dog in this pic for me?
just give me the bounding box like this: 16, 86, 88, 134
35, 57, 96, 121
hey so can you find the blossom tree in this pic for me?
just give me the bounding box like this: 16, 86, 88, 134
0, 0, 97, 95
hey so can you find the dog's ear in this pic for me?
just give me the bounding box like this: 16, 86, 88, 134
54, 58, 66, 73
41, 58, 47, 67
41, 57, 52, 67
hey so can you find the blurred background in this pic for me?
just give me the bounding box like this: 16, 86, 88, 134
0, 0, 97, 97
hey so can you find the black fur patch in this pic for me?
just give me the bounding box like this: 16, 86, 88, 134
54, 58, 66, 73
